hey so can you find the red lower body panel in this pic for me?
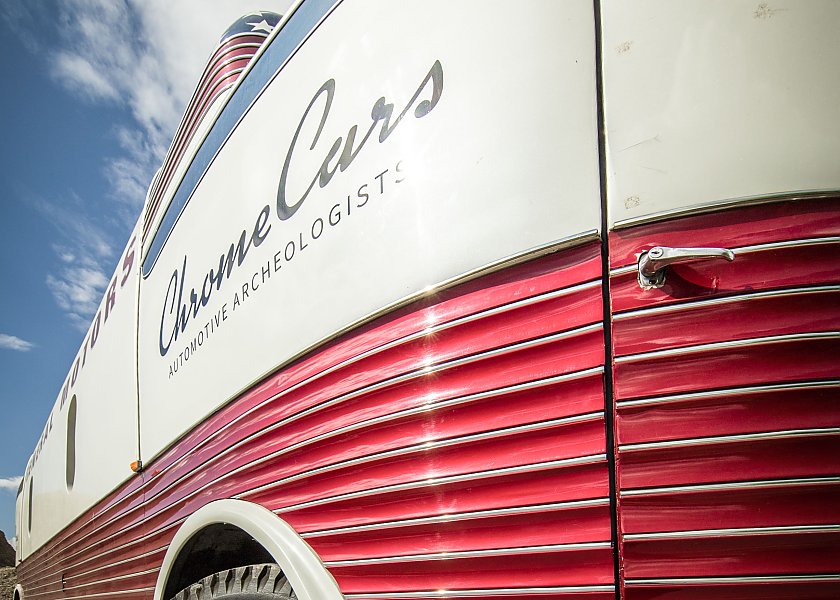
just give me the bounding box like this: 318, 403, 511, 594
625, 581, 840, 600
610, 196, 840, 599
17, 196, 840, 600
17, 240, 614, 599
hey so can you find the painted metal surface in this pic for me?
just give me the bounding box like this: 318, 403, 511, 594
601, 0, 840, 227
15, 0, 840, 598
623, 578, 840, 600
15, 238, 613, 598
610, 196, 840, 599
135, 0, 600, 463
16, 227, 141, 561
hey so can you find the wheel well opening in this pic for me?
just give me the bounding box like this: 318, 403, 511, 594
162, 523, 274, 600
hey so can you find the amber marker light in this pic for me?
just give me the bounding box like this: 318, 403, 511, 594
130, 460, 144, 473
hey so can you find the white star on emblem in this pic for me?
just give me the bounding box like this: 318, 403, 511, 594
247, 19, 274, 34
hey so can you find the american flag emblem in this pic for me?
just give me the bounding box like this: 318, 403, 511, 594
219, 11, 283, 44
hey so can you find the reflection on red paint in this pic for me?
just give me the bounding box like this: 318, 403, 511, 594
611, 197, 840, 599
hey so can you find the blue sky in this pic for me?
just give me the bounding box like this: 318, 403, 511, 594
0, 0, 292, 547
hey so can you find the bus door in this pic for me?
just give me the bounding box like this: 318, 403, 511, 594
600, 2, 840, 598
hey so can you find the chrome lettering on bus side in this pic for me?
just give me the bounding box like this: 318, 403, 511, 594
277, 59, 443, 220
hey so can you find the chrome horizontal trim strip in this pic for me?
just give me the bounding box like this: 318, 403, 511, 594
20, 529, 163, 587
241, 410, 604, 497
62, 587, 155, 600
611, 264, 637, 277
148, 369, 605, 540
20, 579, 59, 594
302, 497, 611, 538
620, 427, 840, 452
614, 285, 840, 321
58, 284, 606, 559
120, 323, 603, 556
200, 82, 238, 111
23, 548, 160, 593
47, 238, 603, 563
609, 235, 840, 276
621, 476, 840, 497
139, 229, 601, 483
242, 366, 605, 490
204, 69, 243, 96
66, 548, 163, 582
627, 574, 840, 585
323, 542, 612, 567
611, 189, 839, 231
615, 331, 839, 364
82, 331, 604, 555
164, 76, 240, 155
39, 524, 173, 585
63, 568, 159, 593
618, 380, 840, 409
239, 283, 602, 443
344, 586, 616, 599
360, 278, 601, 360
263, 321, 602, 429
210, 228, 601, 414
143, 323, 603, 511
735, 235, 840, 255
189, 70, 245, 116
208, 41, 264, 60
234, 282, 600, 420
276, 453, 607, 513
624, 524, 840, 541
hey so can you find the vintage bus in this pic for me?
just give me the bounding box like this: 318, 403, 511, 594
13, 1, 840, 599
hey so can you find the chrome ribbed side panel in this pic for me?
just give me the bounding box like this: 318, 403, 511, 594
16, 240, 614, 599
608, 196, 840, 599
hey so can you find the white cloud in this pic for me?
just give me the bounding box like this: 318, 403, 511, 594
0, 2, 43, 53
29, 195, 116, 332
52, 51, 120, 101
49, 0, 294, 216
0, 335, 35, 352
11, 1, 293, 331
46, 266, 110, 332
0, 476, 22, 492
106, 126, 163, 219
38, 204, 113, 259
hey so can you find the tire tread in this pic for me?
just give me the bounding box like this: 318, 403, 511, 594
171, 564, 295, 600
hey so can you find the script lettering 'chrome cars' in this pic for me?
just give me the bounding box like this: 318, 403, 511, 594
277, 60, 443, 220
158, 206, 271, 357
158, 59, 444, 358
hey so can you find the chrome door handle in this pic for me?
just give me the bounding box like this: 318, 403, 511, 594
638, 246, 735, 289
